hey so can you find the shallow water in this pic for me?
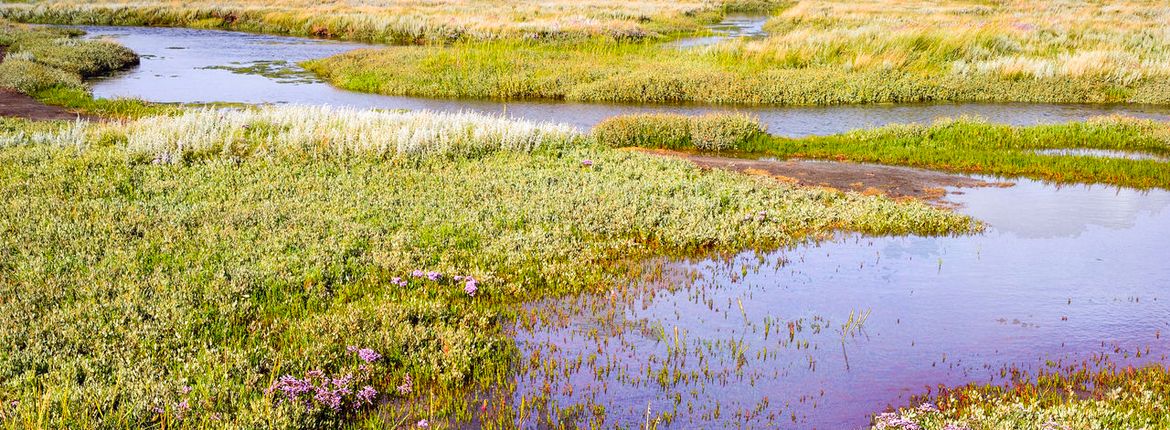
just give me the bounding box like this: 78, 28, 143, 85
511, 179, 1170, 429
1034, 148, 1168, 162
670, 14, 769, 48
79, 26, 1170, 137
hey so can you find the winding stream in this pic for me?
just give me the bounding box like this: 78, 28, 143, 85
79, 26, 1170, 137
73, 24, 1170, 429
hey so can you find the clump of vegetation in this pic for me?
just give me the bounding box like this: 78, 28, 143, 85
0, 22, 137, 94
123, 105, 580, 163
593, 112, 765, 151
0, 56, 80, 94
0, 108, 972, 428
760, 116, 1170, 189
871, 364, 1170, 430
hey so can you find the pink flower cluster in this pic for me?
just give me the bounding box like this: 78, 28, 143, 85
267, 370, 378, 413
347, 345, 382, 363
874, 413, 921, 430
267, 347, 383, 413
403, 270, 480, 297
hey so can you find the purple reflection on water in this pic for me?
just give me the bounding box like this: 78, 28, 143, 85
513, 179, 1170, 429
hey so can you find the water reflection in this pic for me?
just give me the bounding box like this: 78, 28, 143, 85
512, 179, 1170, 428
670, 14, 769, 48
956, 178, 1170, 238
1034, 148, 1169, 162
78, 26, 1170, 137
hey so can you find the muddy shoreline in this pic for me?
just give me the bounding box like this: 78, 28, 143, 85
0, 47, 90, 121
635, 148, 1009, 200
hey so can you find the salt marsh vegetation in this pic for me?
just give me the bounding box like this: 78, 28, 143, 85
0, 107, 971, 429
0, 23, 136, 94
2, 1, 1169, 428
0, 0, 786, 44
302, 0, 1170, 105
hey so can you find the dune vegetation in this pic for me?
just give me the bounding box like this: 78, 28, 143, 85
0, 106, 972, 429
303, 0, 1170, 105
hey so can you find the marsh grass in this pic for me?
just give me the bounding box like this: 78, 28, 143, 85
306, 38, 1170, 106
872, 363, 1170, 429
122, 106, 580, 163
302, 0, 1170, 106
29, 86, 172, 118
0, 0, 761, 44
0, 109, 972, 429
0, 22, 139, 107
594, 112, 767, 151
757, 116, 1170, 189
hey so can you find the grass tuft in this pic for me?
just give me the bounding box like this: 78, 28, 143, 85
593, 112, 765, 151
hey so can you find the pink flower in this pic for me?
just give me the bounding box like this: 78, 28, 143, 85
417, 419, 430, 428
397, 375, 413, 395
464, 278, 478, 297
355, 348, 381, 363
356, 386, 377, 405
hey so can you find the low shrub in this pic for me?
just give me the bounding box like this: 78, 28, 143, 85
0, 57, 81, 93
593, 112, 765, 151
691, 113, 766, 151
11, 37, 138, 76
122, 106, 581, 162
592, 113, 693, 149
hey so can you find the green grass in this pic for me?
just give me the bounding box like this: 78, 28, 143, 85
29, 86, 174, 118
304, 39, 1170, 106
0, 109, 972, 429
0, 23, 137, 94
0, 22, 161, 119
594, 113, 767, 151
872, 364, 1170, 429
753, 116, 1170, 189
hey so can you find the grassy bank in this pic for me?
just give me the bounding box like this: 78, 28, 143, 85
5, 1, 1169, 106
306, 38, 1170, 106
302, 0, 1170, 105
0, 106, 971, 429
761, 116, 1170, 189
0, 23, 136, 93
0, 22, 166, 118
871, 364, 1170, 429
591, 113, 1170, 189
0, 0, 787, 45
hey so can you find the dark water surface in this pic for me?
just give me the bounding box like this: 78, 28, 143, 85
511, 179, 1170, 429
79, 26, 1170, 137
